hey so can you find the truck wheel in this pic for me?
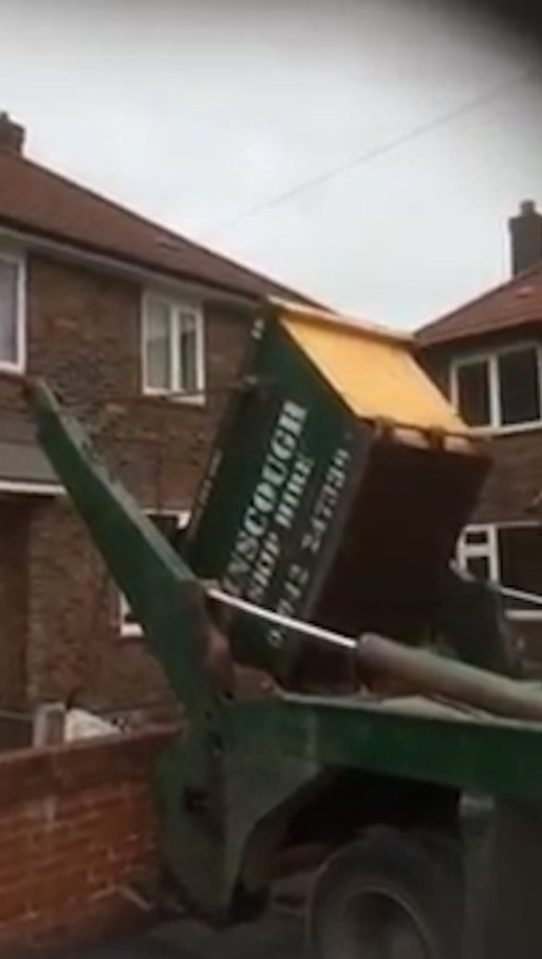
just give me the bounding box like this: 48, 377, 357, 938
308, 830, 463, 959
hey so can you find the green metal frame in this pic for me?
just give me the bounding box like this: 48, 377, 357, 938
29, 378, 542, 922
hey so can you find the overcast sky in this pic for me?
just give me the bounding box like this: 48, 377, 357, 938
0, 0, 541, 329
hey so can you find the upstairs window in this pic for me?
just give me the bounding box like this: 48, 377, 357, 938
142, 291, 204, 400
451, 345, 542, 432
454, 359, 490, 427
0, 251, 25, 372
498, 348, 540, 425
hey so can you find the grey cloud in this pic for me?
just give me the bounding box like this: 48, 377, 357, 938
0, 0, 540, 327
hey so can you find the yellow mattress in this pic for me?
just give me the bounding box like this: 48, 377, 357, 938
274, 299, 468, 437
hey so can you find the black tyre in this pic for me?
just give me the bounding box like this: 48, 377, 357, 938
308, 829, 463, 959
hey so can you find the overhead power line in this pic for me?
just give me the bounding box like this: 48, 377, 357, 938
207, 67, 538, 239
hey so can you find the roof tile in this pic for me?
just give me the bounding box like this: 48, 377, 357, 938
416, 263, 542, 347
0, 149, 316, 304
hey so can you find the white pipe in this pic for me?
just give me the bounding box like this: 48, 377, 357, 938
207, 581, 542, 654
496, 584, 542, 608
206, 587, 356, 650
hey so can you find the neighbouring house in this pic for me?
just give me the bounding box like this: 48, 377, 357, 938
0, 110, 314, 718
417, 199, 542, 664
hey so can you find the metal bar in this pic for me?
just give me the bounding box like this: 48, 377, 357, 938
208, 583, 542, 645
496, 584, 542, 608
358, 632, 542, 723
206, 587, 356, 650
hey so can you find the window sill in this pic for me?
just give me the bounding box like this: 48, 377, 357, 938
0, 361, 25, 378
507, 610, 542, 623
118, 627, 144, 642
468, 419, 542, 438
141, 389, 206, 408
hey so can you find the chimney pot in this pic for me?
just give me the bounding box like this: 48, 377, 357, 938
0, 111, 25, 156
509, 199, 542, 276
520, 199, 537, 215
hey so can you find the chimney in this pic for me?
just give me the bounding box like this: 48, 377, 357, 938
0, 111, 25, 156
509, 199, 542, 276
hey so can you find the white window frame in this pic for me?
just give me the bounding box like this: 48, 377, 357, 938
456, 521, 542, 622
456, 523, 499, 583
0, 247, 26, 374
450, 341, 542, 435
119, 509, 191, 637
141, 290, 205, 403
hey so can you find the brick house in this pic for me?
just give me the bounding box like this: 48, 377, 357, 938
0, 111, 312, 716
417, 200, 542, 661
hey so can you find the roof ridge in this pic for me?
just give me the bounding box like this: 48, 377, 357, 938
416, 260, 542, 340
7, 150, 320, 306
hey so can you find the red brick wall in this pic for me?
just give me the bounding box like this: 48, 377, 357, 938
470, 430, 542, 524
25, 497, 175, 710
0, 251, 253, 710
0, 726, 174, 957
